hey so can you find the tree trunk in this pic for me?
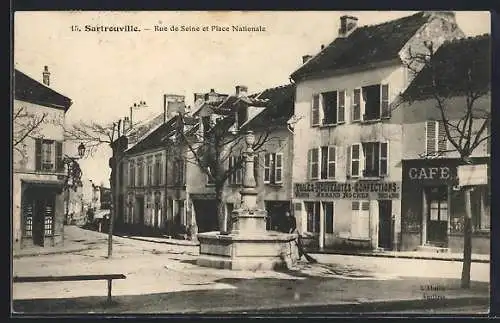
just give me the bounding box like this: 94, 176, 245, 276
461, 186, 473, 289
215, 185, 226, 233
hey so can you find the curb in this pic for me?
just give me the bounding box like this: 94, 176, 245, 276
202, 296, 490, 314
116, 235, 200, 247
308, 250, 490, 264
13, 246, 96, 259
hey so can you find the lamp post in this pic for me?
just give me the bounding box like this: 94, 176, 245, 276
62, 143, 86, 225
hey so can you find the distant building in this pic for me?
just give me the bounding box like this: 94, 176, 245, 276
13, 66, 73, 249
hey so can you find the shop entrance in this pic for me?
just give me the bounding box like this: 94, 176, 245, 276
265, 201, 290, 232
23, 187, 55, 247
426, 186, 448, 247
378, 200, 393, 250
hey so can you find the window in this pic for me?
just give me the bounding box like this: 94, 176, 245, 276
263, 153, 283, 184
146, 156, 153, 186
311, 94, 320, 126
35, 139, 63, 172
349, 142, 388, 178
228, 156, 243, 185
146, 192, 152, 209
361, 84, 390, 121
128, 160, 136, 187
322, 91, 338, 125
174, 158, 185, 186
471, 186, 490, 232
137, 158, 144, 187
426, 120, 448, 156
320, 146, 336, 180
308, 148, 319, 180
305, 201, 320, 233
323, 202, 334, 234
351, 201, 370, 239
23, 201, 33, 237
44, 202, 54, 236
154, 154, 163, 186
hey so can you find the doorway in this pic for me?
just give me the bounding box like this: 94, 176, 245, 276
23, 187, 55, 247
265, 201, 291, 231
192, 200, 218, 232
378, 200, 393, 250
135, 196, 145, 226
426, 186, 448, 247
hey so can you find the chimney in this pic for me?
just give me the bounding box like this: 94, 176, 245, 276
208, 88, 218, 102
338, 15, 358, 37
302, 55, 313, 64
235, 85, 248, 97
42, 66, 50, 86
123, 116, 131, 131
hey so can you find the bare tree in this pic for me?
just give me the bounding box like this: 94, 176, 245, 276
13, 105, 47, 157
400, 36, 490, 289
177, 103, 288, 234
65, 118, 142, 257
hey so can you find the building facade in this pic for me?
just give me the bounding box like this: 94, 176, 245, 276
290, 11, 464, 251
400, 35, 490, 254
13, 67, 73, 249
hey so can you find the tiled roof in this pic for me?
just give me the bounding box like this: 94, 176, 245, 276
290, 12, 429, 81
242, 83, 296, 130
402, 34, 491, 102
126, 115, 181, 155
14, 69, 72, 111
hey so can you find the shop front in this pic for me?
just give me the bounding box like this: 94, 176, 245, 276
401, 158, 490, 254
293, 180, 401, 251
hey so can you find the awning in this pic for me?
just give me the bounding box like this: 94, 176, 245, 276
94, 210, 110, 220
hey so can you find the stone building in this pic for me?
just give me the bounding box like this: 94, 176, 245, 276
13, 66, 73, 249
290, 11, 465, 251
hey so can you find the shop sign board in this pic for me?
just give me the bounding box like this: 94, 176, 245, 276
457, 164, 488, 187
294, 181, 401, 200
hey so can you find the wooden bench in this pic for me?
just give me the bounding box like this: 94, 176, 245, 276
13, 274, 126, 303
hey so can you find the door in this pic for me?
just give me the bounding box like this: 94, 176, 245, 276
426, 186, 448, 247
265, 201, 291, 231
378, 200, 393, 250
193, 200, 218, 232
136, 196, 145, 226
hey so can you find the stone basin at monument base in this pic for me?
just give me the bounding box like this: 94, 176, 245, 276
196, 231, 298, 271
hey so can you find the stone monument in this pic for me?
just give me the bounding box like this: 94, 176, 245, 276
197, 131, 298, 270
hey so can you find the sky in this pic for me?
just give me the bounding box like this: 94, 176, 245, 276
14, 11, 491, 185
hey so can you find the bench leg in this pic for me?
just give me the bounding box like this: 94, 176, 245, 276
107, 279, 112, 303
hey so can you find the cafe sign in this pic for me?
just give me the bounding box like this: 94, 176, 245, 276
294, 181, 401, 200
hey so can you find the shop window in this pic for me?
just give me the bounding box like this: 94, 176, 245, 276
305, 201, 320, 233
351, 201, 370, 239
471, 186, 490, 232
323, 202, 334, 234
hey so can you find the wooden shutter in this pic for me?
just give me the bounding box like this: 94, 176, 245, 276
350, 144, 361, 178
311, 148, 319, 180
437, 121, 447, 153
264, 153, 271, 183
23, 200, 33, 237
55, 141, 63, 171
44, 199, 54, 237
379, 142, 388, 176
352, 89, 361, 121
35, 138, 42, 171
311, 94, 320, 127
381, 84, 390, 119
328, 146, 336, 179
426, 121, 437, 155
275, 153, 283, 184
337, 91, 345, 123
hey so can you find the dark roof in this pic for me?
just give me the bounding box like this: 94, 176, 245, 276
242, 83, 296, 130
290, 12, 430, 81
14, 69, 73, 111
402, 34, 491, 102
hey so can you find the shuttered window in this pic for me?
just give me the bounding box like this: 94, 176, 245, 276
350, 144, 361, 178
426, 120, 447, 156
308, 148, 319, 180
